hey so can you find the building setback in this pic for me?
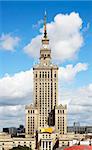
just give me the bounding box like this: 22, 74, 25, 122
25, 12, 67, 149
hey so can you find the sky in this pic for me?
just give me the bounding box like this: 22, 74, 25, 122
0, 1, 92, 130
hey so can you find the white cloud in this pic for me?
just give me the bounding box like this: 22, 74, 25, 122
0, 69, 33, 104
59, 63, 88, 82
32, 19, 43, 28
59, 83, 92, 125
24, 35, 41, 58
0, 83, 92, 128
0, 105, 24, 117
0, 63, 89, 128
71, 83, 92, 107
24, 12, 83, 62
0, 62, 87, 105
0, 105, 25, 130
0, 33, 20, 51
0, 69, 33, 130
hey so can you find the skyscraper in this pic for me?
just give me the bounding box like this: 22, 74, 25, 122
25, 12, 67, 137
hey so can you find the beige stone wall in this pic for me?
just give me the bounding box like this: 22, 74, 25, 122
33, 66, 58, 128
25, 105, 38, 136
55, 105, 67, 134
0, 132, 85, 150
0, 135, 35, 150
25, 21, 67, 139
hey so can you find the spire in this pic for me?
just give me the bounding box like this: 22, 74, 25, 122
42, 11, 49, 46
44, 10, 47, 38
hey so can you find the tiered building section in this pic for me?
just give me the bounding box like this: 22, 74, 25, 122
25, 12, 67, 149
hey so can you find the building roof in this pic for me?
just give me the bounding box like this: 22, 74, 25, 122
40, 127, 54, 134
33, 63, 58, 69
56, 104, 67, 109
64, 145, 92, 150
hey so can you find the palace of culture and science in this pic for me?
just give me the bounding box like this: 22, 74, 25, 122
0, 12, 92, 150
0, 12, 90, 150
25, 12, 67, 149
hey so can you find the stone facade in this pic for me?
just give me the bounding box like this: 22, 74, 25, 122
0, 132, 86, 150
25, 12, 67, 141
0, 132, 35, 150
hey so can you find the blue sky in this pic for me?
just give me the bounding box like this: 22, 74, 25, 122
0, 1, 92, 84
0, 1, 92, 129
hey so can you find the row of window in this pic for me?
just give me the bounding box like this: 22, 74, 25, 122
28, 110, 34, 114
35, 94, 56, 99
36, 85, 56, 89
35, 72, 57, 78
42, 134, 51, 138
35, 79, 57, 82
41, 53, 50, 58
1, 143, 32, 147
42, 141, 51, 149
35, 82, 57, 85
58, 110, 64, 114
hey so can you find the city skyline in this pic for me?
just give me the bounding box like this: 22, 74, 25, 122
0, 1, 92, 130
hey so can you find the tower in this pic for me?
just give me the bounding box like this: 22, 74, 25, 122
33, 12, 58, 128
25, 12, 67, 138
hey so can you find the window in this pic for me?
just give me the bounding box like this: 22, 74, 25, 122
49, 141, 51, 150
46, 141, 48, 148
54, 74, 56, 78
40, 73, 41, 78
35, 74, 37, 78
43, 72, 44, 78
43, 134, 44, 138
41, 54, 43, 57
45, 72, 47, 78
43, 141, 44, 148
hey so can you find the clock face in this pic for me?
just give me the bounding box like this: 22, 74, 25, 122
43, 44, 48, 49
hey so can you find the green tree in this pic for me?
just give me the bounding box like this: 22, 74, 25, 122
10, 145, 32, 150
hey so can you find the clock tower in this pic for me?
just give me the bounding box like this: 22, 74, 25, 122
40, 11, 51, 66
